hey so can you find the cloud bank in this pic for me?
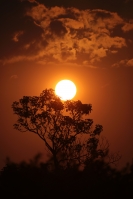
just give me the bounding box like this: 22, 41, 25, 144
2, 1, 133, 68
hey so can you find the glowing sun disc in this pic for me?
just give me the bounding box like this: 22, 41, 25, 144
55, 80, 77, 100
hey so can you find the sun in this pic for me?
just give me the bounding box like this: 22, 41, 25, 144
55, 79, 77, 100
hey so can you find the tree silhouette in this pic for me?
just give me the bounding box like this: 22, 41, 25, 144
12, 89, 109, 170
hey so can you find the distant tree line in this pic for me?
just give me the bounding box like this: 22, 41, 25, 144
0, 154, 133, 198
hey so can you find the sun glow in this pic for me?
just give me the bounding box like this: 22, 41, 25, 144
55, 80, 77, 100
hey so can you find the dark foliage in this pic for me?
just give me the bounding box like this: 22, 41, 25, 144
0, 156, 133, 198
12, 89, 111, 170
4, 88, 129, 198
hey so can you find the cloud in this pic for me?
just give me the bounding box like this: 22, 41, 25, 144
126, 59, 133, 67
122, 20, 133, 32
10, 75, 18, 79
112, 59, 127, 67
12, 31, 24, 42
83, 60, 98, 68
2, 1, 132, 67
3, 56, 26, 65
112, 58, 133, 67
2, 51, 47, 65
25, 4, 127, 63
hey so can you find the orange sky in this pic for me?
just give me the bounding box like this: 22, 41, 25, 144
0, 0, 133, 170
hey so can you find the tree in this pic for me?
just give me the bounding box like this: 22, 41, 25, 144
12, 89, 108, 171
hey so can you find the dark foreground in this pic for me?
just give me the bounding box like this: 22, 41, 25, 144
0, 159, 133, 199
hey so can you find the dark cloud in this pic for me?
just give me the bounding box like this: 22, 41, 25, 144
0, 0, 133, 68
49, 20, 67, 37
0, 0, 43, 58
37, 0, 133, 18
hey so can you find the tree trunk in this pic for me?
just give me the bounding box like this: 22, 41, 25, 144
53, 153, 59, 172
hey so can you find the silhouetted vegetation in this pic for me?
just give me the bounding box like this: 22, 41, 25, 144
0, 154, 133, 198
1, 88, 131, 198
12, 89, 120, 171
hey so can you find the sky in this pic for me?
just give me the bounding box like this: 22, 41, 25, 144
0, 0, 133, 170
